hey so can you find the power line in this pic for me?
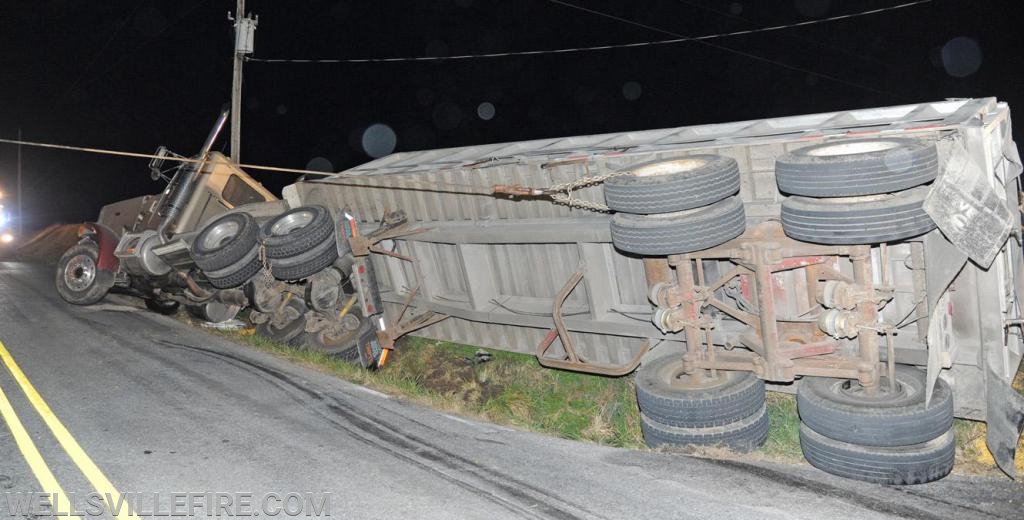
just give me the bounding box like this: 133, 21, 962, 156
543, 0, 908, 99
0, 136, 498, 194
246, 0, 934, 67
672, 0, 887, 67
74, 0, 209, 92
51, 2, 145, 112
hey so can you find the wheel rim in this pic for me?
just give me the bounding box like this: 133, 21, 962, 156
201, 220, 241, 250
63, 254, 96, 291
828, 375, 916, 406
632, 158, 708, 178
806, 140, 901, 157
270, 210, 315, 236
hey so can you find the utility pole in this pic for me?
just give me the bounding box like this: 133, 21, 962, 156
17, 127, 22, 237
230, 1, 257, 162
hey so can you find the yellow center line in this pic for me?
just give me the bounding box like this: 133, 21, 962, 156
0, 382, 73, 513
0, 340, 136, 520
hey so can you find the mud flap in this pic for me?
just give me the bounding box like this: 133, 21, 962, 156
924, 136, 1015, 268
986, 362, 1024, 478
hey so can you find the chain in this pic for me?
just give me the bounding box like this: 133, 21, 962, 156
545, 170, 629, 193
258, 241, 274, 288
545, 170, 631, 212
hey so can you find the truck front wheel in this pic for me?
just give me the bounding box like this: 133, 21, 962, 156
55, 243, 113, 305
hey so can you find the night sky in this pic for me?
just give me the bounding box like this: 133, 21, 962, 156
1, 0, 1022, 231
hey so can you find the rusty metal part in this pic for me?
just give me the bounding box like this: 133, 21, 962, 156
817, 280, 894, 310
349, 220, 428, 258
177, 271, 213, 301
536, 269, 649, 376
367, 244, 414, 262
818, 309, 862, 339
492, 184, 545, 197
642, 258, 673, 287
666, 258, 707, 370
852, 248, 881, 392
376, 311, 449, 350
656, 222, 886, 385
750, 255, 787, 380
649, 265, 751, 310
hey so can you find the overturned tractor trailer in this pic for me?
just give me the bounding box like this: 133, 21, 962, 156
58, 99, 1023, 485
281, 97, 1024, 485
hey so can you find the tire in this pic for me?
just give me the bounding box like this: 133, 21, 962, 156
610, 196, 746, 256
55, 243, 113, 305
298, 319, 364, 358
255, 297, 308, 345
145, 298, 180, 315
780, 186, 936, 245
640, 406, 769, 453
270, 236, 338, 281
797, 365, 953, 447
799, 424, 954, 485
604, 155, 740, 214
192, 212, 259, 272
776, 138, 938, 197
261, 205, 335, 259
204, 245, 262, 289
636, 356, 765, 428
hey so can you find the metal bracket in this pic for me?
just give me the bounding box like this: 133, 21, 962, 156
536, 269, 649, 376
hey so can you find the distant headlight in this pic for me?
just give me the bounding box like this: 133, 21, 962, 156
0, 212, 6, 227
0, 233, 13, 244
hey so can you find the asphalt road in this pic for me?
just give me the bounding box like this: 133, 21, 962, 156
0, 261, 1021, 520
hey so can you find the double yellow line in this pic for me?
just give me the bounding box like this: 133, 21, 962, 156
0, 340, 135, 520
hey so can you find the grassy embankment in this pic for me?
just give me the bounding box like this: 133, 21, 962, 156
204, 321, 1023, 474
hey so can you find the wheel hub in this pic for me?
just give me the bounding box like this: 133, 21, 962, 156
657, 360, 732, 391
64, 254, 96, 291
270, 211, 315, 236
836, 377, 909, 403
201, 220, 241, 250
632, 158, 708, 177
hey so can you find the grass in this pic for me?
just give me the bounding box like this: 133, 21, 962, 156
198, 317, 1024, 472
204, 327, 646, 448
761, 392, 802, 460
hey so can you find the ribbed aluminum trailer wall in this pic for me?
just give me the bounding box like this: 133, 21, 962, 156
287, 99, 1023, 468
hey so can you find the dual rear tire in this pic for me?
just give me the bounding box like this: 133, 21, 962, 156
191, 205, 341, 289
796, 367, 955, 485
192, 212, 262, 289
635, 356, 768, 452
776, 138, 939, 245
606, 155, 746, 256
261, 205, 339, 281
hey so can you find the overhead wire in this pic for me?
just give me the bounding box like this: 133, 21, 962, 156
50, 1, 146, 113
0, 136, 497, 194
246, 0, 934, 72
542, 0, 910, 100
671, 0, 889, 67
74, 0, 210, 92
